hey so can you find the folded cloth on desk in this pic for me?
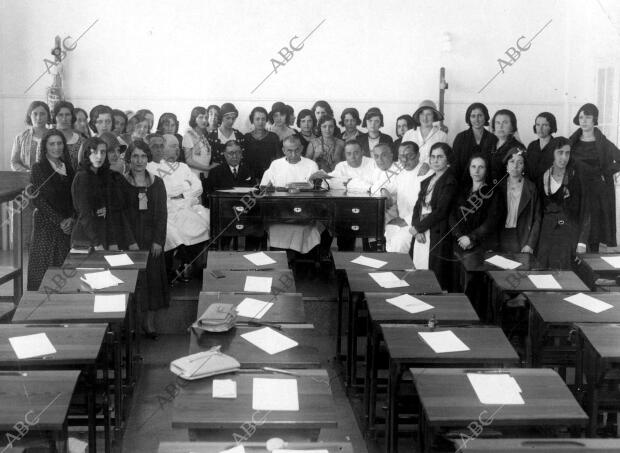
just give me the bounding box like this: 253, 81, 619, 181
170, 346, 240, 380
191, 303, 237, 332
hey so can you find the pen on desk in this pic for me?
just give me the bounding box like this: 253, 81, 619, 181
263, 367, 298, 376
246, 321, 282, 331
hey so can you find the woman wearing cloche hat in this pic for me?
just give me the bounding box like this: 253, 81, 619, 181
401, 100, 448, 164
568, 103, 620, 251
207, 102, 246, 166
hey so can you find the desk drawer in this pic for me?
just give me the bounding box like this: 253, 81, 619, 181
224, 217, 263, 236
335, 220, 377, 237
265, 200, 330, 220
218, 199, 261, 217
335, 200, 379, 220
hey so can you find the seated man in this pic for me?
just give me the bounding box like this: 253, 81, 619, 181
261, 135, 322, 254
384, 141, 431, 253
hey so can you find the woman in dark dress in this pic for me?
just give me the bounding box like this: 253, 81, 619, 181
123, 140, 169, 338
451, 102, 497, 184
244, 106, 280, 180
489, 109, 523, 185
526, 112, 557, 181
537, 137, 590, 269
410, 142, 458, 289
392, 114, 414, 161
296, 109, 317, 155
568, 103, 620, 251
27, 130, 75, 290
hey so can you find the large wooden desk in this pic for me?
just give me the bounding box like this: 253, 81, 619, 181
189, 325, 320, 369
158, 441, 354, 453
62, 250, 149, 270
197, 292, 306, 324
38, 268, 139, 294
209, 189, 386, 249
383, 326, 519, 453
412, 368, 588, 453
206, 251, 289, 270
172, 371, 338, 441
202, 269, 296, 294
0, 370, 80, 453
364, 293, 480, 433
456, 438, 620, 452
578, 253, 620, 289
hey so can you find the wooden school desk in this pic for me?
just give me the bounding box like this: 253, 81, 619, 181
172, 371, 338, 441
344, 269, 442, 389
197, 292, 306, 324
364, 293, 480, 433
62, 250, 149, 270
383, 326, 519, 453
0, 370, 80, 453
189, 324, 320, 369
456, 438, 620, 452
38, 267, 139, 294
206, 251, 289, 270
12, 291, 130, 437
575, 323, 620, 436
412, 368, 588, 453
0, 324, 109, 453
202, 269, 296, 294
577, 253, 620, 289
158, 441, 354, 453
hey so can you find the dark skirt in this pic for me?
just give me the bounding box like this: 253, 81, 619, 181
27, 209, 70, 291
537, 215, 577, 270
135, 251, 170, 312
499, 228, 520, 254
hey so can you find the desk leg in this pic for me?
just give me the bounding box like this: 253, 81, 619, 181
345, 287, 354, 388
364, 318, 374, 433
102, 336, 111, 453
386, 361, 402, 453
586, 348, 601, 436
112, 324, 123, 438
575, 333, 584, 399
526, 307, 537, 368
347, 292, 361, 390
87, 366, 97, 453
53, 421, 68, 453
336, 271, 345, 358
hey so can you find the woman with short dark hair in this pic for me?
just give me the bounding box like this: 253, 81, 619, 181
88, 105, 115, 136
340, 108, 362, 141
156, 112, 184, 162
183, 106, 215, 179
358, 107, 393, 157
311, 100, 341, 138
269, 102, 296, 142
112, 109, 128, 136
135, 109, 154, 133
74, 108, 91, 139
296, 109, 317, 155
305, 115, 345, 172
392, 114, 414, 160
489, 109, 523, 185
526, 112, 557, 181
244, 106, 280, 179
120, 112, 150, 146
53, 101, 82, 170
11, 101, 51, 172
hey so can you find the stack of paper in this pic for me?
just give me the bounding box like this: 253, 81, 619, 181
81, 270, 124, 290
351, 255, 387, 269
369, 272, 409, 288
104, 253, 134, 267
386, 294, 433, 314
241, 327, 298, 355
485, 255, 522, 270
243, 252, 276, 266
601, 256, 620, 268
244, 276, 273, 293
252, 377, 299, 411
219, 446, 245, 453
213, 379, 237, 399
564, 293, 613, 313
93, 294, 126, 313
235, 298, 274, 319
528, 274, 562, 289
467, 373, 524, 405
9, 333, 57, 359
418, 330, 470, 353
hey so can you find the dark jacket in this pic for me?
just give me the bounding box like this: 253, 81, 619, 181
489, 135, 524, 185
357, 132, 393, 157
499, 177, 541, 251
526, 136, 556, 181
205, 162, 256, 193
207, 129, 246, 165
243, 131, 280, 180
452, 128, 498, 184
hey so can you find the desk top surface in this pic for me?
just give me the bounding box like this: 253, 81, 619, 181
0, 171, 29, 203
173, 372, 337, 429
158, 442, 353, 453
206, 251, 289, 271
202, 270, 296, 294
457, 438, 620, 452
62, 250, 149, 270
0, 369, 79, 430
580, 253, 620, 274
189, 325, 320, 369
0, 323, 107, 366
487, 270, 588, 292
213, 188, 384, 200
457, 251, 542, 272
366, 293, 479, 324
13, 291, 128, 324
576, 323, 620, 360
346, 269, 442, 295
197, 292, 305, 324
382, 325, 518, 363
526, 291, 620, 323
38, 268, 139, 294
332, 252, 413, 271
411, 368, 587, 426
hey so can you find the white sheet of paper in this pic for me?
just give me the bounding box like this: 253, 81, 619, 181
485, 255, 522, 270
235, 298, 274, 319
564, 293, 613, 314
386, 294, 434, 314
243, 252, 277, 266
93, 294, 126, 313
218, 187, 255, 193
252, 377, 299, 411
219, 446, 245, 453
467, 373, 525, 405
244, 276, 273, 293
351, 255, 387, 269
103, 253, 134, 267
369, 272, 409, 288
69, 248, 89, 254
81, 270, 123, 289
9, 333, 57, 359
601, 255, 620, 268
274, 451, 329, 453
418, 330, 470, 353
240, 327, 298, 355
212, 379, 237, 399
528, 274, 562, 289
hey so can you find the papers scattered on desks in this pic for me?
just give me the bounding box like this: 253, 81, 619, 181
564, 292, 613, 314
81, 270, 124, 290
243, 252, 277, 266
601, 255, 620, 268
467, 373, 524, 405
369, 272, 409, 288
9, 333, 57, 359
103, 253, 134, 267
241, 327, 298, 355
386, 294, 433, 314
244, 276, 273, 293
213, 379, 237, 399
418, 330, 470, 353
252, 377, 299, 411
528, 274, 562, 289
93, 294, 126, 313
485, 255, 522, 270
235, 298, 274, 319
351, 255, 387, 269
69, 247, 89, 254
